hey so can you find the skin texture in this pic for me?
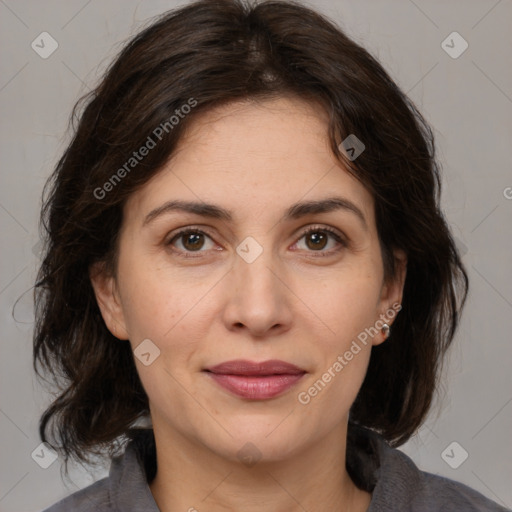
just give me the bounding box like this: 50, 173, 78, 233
91, 96, 407, 512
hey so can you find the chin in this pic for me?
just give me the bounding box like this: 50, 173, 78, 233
207, 416, 312, 464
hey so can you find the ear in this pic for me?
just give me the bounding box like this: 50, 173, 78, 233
373, 248, 407, 346
89, 262, 129, 340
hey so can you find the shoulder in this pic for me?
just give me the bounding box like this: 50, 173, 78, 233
41, 430, 159, 512
418, 470, 509, 511
369, 435, 510, 511
41, 477, 111, 512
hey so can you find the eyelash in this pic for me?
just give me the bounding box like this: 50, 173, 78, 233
166, 225, 348, 259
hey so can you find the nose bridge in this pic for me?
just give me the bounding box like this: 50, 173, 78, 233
223, 235, 292, 335
233, 236, 281, 302
243, 253, 274, 287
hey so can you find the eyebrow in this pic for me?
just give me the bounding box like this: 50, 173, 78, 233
143, 196, 368, 230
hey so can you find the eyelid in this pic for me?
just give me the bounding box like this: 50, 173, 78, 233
165, 224, 217, 245
297, 224, 346, 242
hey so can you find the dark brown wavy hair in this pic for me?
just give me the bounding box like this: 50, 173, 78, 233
33, 0, 468, 473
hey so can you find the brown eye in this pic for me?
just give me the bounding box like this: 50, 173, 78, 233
294, 226, 347, 256
305, 231, 328, 251
167, 229, 216, 255
181, 232, 205, 251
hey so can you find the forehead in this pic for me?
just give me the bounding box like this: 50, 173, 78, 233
123, 96, 375, 228
174, 96, 332, 170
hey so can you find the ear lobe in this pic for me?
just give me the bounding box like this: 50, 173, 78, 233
89, 262, 129, 340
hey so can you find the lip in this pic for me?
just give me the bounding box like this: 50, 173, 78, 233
203, 359, 306, 400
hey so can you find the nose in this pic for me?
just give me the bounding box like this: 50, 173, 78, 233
221, 245, 293, 338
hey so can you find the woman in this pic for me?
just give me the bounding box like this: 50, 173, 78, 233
34, 0, 508, 510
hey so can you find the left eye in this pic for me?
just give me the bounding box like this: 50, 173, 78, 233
166, 226, 346, 257
293, 227, 346, 254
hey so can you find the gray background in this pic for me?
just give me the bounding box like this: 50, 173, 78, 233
0, 0, 511, 510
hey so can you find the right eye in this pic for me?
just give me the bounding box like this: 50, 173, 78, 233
166, 228, 219, 258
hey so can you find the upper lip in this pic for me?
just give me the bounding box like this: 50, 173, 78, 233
204, 359, 306, 376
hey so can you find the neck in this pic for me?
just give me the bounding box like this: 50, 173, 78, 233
148, 421, 371, 512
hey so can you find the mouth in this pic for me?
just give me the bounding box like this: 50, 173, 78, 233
203, 359, 306, 400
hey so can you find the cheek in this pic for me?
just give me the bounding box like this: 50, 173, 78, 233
296, 267, 381, 407
116, 251, 188, 337
118, 263, 213, 374
307, 268, 382, 344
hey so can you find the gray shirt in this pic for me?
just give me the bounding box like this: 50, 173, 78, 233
43, 428, 509, 511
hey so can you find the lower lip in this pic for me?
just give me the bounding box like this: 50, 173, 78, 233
206, 372, 305, 400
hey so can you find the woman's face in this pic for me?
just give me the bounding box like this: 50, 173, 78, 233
92, 96, 406, 463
